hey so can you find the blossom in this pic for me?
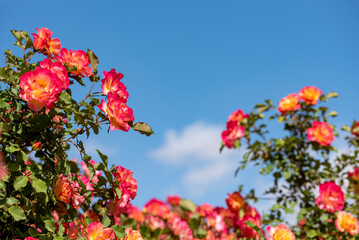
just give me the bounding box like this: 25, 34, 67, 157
58, 48, 92, 77
54, 174, 73, 204
143, 198, 171, 219
19, 68, 63, 111
278, 93, 300, 114
298, 86, 322, 105
0, 151, 9, 181
335, 211, 359, 236
266, 224, 295, 240
348, 167, 359, 182
306, 121, 334, 146
98, 92, 135, 131
221, 121, 245, 149
107, 165, 138, 215
120, 228, 143, 240
32, 27, 61, 57
237, 205, 262, 240
226, 191, 245, 213
227, 109, 249, 124
315, 181, 344, 213
39, 58, 70, 90
167, 195, 181, 206
101, 69, 128, 99
32, 142, 42, 151
352, 122, 359, 136
87, 222, 115, 240
167, 215, 193, 240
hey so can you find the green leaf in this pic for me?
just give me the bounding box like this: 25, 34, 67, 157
0, 99, 11, 110
283, 171, 291, 180
60, 91, 72, 104
111, 225, 127, 238
195, 228, 207, 238
32, 179, 47, 193
8, 206, 26, 221
6, 197, 20, 205
326, 92, 338, 99
130, 122, 154, 136
341, 125, 351, 132
44, 219, 56, 232
14, 176, 28, 191
102, 214, 111, 228
307, 229, 318, 238
96, 149, 108, 165
180, 199, 196, 212
86, 49, 99, 76
115, 187, 122, 199
327, 111, 338, 117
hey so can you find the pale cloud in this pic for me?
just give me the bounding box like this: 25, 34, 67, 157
150, 121, 236, 164
150, 121, 243, 198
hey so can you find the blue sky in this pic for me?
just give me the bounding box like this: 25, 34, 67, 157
1, 0, 359, 217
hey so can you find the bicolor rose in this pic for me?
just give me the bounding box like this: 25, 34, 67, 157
266, 224, 295, 240
143, 198, 171, 219
39, 58, 70, 90
167, 195, 181, 206
227, 109, 249, 124
335, 211, 359, 236
107, 165, 138, 215
87, 222, 115, 240
221, 121, 245, 148
32, 27, 61, 57
19, 68, 63, 111
315, 181, 344, 213
98, 92, 135, 131
348, 167, 359, 182
226, 191, 245, 213
58, 48, 92, 77
120, 228, 144, 240
101, 69, 128, 99
298, 86, 322, 105
278, 93, 300, 114
306, 121, 334, 146
54, 174, 73, 204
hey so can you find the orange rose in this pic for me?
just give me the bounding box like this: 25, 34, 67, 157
335, 211, 359, 235
278, 93, 300, 114
298, 86, 322, 105
54, 174, 73, 204
267, 224, 295, 240
306, 121, 334, 146
19, 68, 63, 111
226, 191, 245, 213
31, 27, 61, 57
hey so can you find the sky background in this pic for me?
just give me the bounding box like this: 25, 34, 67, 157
1, 0, 359, 221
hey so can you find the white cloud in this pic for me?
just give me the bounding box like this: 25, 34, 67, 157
150, 121, 243, 198
150, 121, 236, 164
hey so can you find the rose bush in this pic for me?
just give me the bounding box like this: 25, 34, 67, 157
0, 28, 153, 239
1, 28, 359, 240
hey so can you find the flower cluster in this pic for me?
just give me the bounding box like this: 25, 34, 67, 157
107, 165, 138, 216
278, 86, 322, 114
221, 109, 249, 148
32, 27, 61, 57
99, 69, 134, 131
115, 192, 263, 240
